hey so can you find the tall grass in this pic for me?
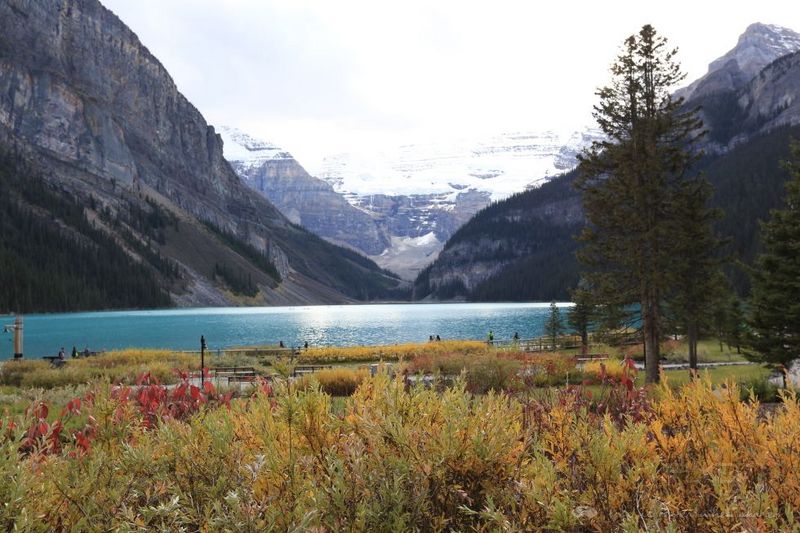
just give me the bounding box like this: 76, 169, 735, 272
0, 350, 195, 388
298, 340, 488, 363
296, 367, 369, 396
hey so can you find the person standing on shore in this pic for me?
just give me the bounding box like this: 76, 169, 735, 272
71, 346, 78, 358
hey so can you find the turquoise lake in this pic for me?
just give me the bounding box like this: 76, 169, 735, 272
1, 302, 572, 359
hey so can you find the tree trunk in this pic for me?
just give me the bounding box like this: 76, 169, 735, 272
643, 297, 661, 384
581, 329, 588, 356
688, 321, 698, 378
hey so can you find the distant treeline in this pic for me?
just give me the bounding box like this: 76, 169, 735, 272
414, 125, 800, 301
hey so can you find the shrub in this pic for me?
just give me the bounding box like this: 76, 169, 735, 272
583, 358, 627, 383
0, 350, 196, 389
297, 368, 369, 396
464, 357, 521, 394
739, 376, 781, 403
1, 373, 799, 530
299, 340, 488, 363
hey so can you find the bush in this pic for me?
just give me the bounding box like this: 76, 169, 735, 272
463, 357, 521, 394
583, 359, 627, 383
299, 340, 488, 363
0, 350, 195, 389
739, 376, 781, 402
1, 373, 800, 530
298, 368, 369, 396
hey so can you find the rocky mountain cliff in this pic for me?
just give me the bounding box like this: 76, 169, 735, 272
224, 126, 600, 279
220, 127, 390, 257
416, 23, 800, 301
0, 0, 403, 309
676, 23, 800, 101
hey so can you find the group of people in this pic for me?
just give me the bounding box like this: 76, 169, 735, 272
56, 346, 91, 361
428, 335, 442, 342
278, 341, 309, 350
487, 331, 520, 344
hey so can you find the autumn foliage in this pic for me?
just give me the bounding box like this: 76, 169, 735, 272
0, 370, 798, 530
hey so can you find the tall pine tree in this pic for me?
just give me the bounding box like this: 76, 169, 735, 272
746, 142, 800, 388
568, 282, 596, 355
575, 25, 703, 383
544, 301, 564, 351
665, 178, 727, 373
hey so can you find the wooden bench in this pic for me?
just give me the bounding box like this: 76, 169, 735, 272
292, 365, 332, 377
576, 353, 609, 361
227, 375, 258, 384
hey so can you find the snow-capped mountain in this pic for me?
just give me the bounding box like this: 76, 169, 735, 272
314, 129, 601, 203
219, 127, 294, 169
222, 126, 600, 279
677, 22, 800, 101
220, 127, 390, 257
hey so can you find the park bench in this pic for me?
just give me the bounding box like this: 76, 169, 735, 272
208, 366, 259, 385
576, 353, 609, 361
292, 365, 332, 377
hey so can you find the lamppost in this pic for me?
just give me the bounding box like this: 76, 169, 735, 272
3, 315, 23, 360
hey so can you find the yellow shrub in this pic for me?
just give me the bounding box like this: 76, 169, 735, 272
0, 350, 196, 388
583, 358, 626, 382
298, 340, 487, 363
2, 372, 799, 530
297, 367, 369, 396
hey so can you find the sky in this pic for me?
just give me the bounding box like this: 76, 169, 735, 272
102, 0, 800, 170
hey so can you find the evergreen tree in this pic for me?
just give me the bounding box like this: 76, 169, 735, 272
723, 297, 745, 354
544, 301, 564, 351
746, 142, 800, 387
574, 25, 703, 383
665, 178, 727, 373
568, 283, 595, 355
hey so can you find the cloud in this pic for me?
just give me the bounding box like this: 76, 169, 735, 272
102, 0, 800, 166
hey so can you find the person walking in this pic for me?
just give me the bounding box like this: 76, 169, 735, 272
71, 346, 78, 359
487, 331, 494, 344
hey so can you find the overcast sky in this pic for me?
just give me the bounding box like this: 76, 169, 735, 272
102, 0, 800, 169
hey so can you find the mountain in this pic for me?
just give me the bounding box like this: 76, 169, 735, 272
219, 127, 390, 257
0, 0, 403, 311
676, 23, 800, 102
415, 24, 800, 301
224, 125, 601, 279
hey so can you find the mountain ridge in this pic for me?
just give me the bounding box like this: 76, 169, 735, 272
0, 0, 403, 310
416, 23, 800, 301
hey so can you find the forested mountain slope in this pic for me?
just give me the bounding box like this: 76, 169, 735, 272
0, 0, 404, 311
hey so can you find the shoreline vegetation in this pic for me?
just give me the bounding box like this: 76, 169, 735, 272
1, 338, 794, 529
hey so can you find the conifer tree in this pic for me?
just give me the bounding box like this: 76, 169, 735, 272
746, 142, 800, 388
665, 178, 727, 373
568, 284, 595, 355
723, 297, 745, 354
575, 25, 704, 383
544, 301, 564, 351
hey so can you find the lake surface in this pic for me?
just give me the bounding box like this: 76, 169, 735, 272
1, 302, 571, 359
